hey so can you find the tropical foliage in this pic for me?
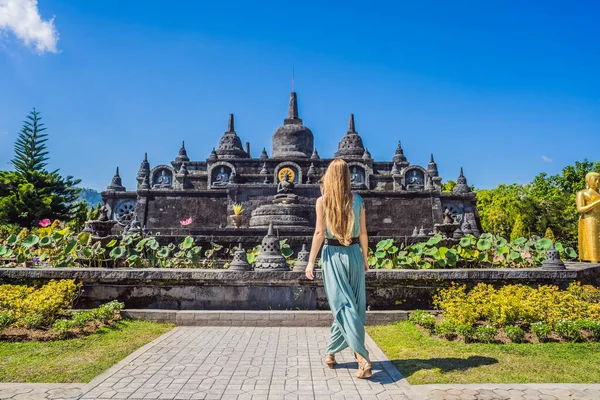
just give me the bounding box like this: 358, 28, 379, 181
476, 159, 600, 245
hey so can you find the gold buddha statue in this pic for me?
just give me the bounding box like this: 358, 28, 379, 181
576, 172, 600, 263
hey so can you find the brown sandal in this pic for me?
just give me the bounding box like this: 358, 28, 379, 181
356, 358, 372, 379
324, 354, 337, 369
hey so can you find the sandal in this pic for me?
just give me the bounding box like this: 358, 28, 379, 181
356, 357, 372, 379
324, 354, 337, 369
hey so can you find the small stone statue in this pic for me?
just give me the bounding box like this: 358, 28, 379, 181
442, 208, 454, 224
273, 172, 298, 204
156, 170, 171, 187
576, 172, 600, 263
128, 213, 142, 234
98, 204, 109, 222
277, 172, 294, 194
350, 167, 362, 184
214, 167, 230, 185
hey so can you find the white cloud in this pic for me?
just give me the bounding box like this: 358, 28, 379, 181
541, 155, 552, 163
0, 0, 59, 54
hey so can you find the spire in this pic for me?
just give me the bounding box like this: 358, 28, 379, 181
427, 153, 439, 177
137, 153, 150, 189
175, 141, 189, 163
348, 113, 356, 133
107, 166, 126, 192
260, 147, 269, 160
207, 147, 218, 163
216, 114, 248, 159
453, 167, 471, 194
362, 148, 373, 163
227, 113, 235, 133
260, 162, 268, 175
311, 148, 320, 160
335, 114, 364, 159
284, 92, 302, 125
267, 222, 274, 236
392, 141, 409, 166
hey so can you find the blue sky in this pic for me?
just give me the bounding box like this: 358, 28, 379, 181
0, 0, 599, 191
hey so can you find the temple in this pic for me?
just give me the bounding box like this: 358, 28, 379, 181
102, 91, 482, 249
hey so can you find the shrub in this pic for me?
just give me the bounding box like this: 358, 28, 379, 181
51, 300, 125, 337
531, 321, 552, 341
475, 324, 497, 343
0, 280, 81, 329
505, 325, 525, 343
0, 312, 15, 329
408, 309, 427, 324
456, 324, 476, 343
555, 320, 583, 342
434, 320, 455, 339
577, 320, 600, 341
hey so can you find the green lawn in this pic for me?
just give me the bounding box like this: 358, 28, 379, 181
0, 320, 173, 383
367, 321, 600, 385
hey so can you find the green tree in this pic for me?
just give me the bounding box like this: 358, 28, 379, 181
11, 109, 49, 176
510, 214, 527, 241
442, 180, 457, 193
476, 184, 536, 239
0, 109, 81, 227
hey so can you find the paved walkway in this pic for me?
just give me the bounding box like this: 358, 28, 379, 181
1, 327, 599, 399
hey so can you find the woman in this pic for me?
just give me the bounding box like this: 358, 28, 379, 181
305, 159, 372, 379
576, 172, 600, 263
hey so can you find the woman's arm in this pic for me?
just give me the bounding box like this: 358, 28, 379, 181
359, 203, 369, 272
306, 197, 325, 280
576, 191, 600, 214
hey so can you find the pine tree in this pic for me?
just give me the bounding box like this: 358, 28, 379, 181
0, 108, 82, 227
510, 214, 527, 242
12, 109, 49, 176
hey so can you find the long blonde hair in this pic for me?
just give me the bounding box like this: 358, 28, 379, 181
321, 159, 354, 246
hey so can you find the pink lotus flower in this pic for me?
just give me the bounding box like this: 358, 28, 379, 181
180, 217, 192, 226
39, 219, 51, 227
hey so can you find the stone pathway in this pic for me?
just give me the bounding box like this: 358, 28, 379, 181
1, 327, 599, 399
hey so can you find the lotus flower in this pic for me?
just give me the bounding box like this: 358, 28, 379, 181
39, 219, 51, 227
180, 217, 192, 226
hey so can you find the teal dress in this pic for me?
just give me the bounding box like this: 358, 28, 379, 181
322, 193, 370, 362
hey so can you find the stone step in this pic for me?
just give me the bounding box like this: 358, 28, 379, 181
121, 309, 409, 327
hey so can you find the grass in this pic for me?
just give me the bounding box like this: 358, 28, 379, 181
0, 319, 173, 383
367, 321, 600, 385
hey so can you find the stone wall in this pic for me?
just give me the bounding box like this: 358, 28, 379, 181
1, 263, 597, 311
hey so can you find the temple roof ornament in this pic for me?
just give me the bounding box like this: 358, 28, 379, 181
334, 114, 365, 159
453, 167, 471, 194
175, 141, 189, 163
136, 153, 150, 189
107, 167, 126, 192
391, 162, 400, 175
311, 148, 320, 160
207, 147, 218, 163
272, 92, 314, 159
259, 147, 269, 160
216, 114, 249, 159
427, 153, 439, 177
392, 141, 409, 167
362, 148, 373, 163
260, 162, 268, 176
177, 162, 189, 176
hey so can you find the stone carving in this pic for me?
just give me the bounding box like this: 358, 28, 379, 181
175, 141, 189, 164
272, 92, 314, 158
213, 166, 231, 186
392, 141, 409, 167
136, 153, 150, 190
453, 167, 471, 194
406, 169, 425, 189
541, 242, 567, 270
293, 244, 310, 272
274, 172, 298, 204
229, 243, 252, 271
576, 172, 600, 263
260, 148, 269, 160
216, 114, 249, 159
127, 213, 142, 235
435, 208, 460, 238
107, 167, 126, 192
311, 148, 320, 160
153, 169, 172, 189
350, 166, 365, 186
278, 167, 296, 184
254, 224, 289, 270
113, 200, 136, 226
334, 114, 365, 159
